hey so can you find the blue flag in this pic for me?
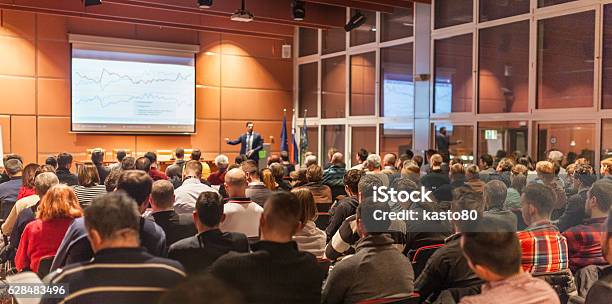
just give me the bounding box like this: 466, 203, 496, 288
280, 111, 288, 152
300, 115, 308, 162
291, 110, 298, 163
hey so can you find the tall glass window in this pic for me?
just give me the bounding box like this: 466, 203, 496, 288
350, 9, 376, 46
602, 120, 612, 161
478, 121, 528, 158
537, 11, 595, 109
538, 0, 576, 8
381, 6, 414, 42
380, 123, 413, 158
434, 34, 473, 113
381, 44, 413, 118
350, 52, 376, 116
299, 27, 318, 57
479, 0, 529, 22
322, 28, 345, 55
433, 124, 474, 162
298, 63, 318, 118
602, 5, 612, 109
479, 21, 529, 113
351, 126, 377, 167
537, 123, 595, 164
322, 56, 346, 118
434, 0, 473, 29
300, 126, 319, 161
324, 125, 346, 157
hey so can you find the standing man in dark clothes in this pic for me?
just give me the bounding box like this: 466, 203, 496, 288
225, 121, 264, 163
210, 192, 325, 303
436, 127, 462, 162
56, 153, 78, 186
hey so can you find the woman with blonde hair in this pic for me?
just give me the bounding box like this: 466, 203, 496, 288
73, 162, 107, 207
260, 168, 278, 191
291, 188, 326, 257
15, 184, 82, 273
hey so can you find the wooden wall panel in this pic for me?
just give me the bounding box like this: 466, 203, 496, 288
11, 115, 36, 163
37, 78, 70, 116
0, 76, 36, 115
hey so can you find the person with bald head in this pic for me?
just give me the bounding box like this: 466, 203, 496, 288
211, 192, 325, 303
219, 168, 263, 238
382, 153, 398, 174
323, 152, 347, 200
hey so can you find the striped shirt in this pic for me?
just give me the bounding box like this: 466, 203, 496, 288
72, 185, 107, 208
517, 220, 569, 273
43, 247, 185, 304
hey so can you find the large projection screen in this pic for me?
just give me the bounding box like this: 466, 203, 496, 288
70, 37, 197, 134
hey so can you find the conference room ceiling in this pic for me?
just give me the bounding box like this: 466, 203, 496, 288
0, 0, 428, 39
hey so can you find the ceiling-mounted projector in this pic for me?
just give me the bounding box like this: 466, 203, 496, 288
231, 0, 254, 22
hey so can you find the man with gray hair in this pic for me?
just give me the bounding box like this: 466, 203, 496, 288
484, 180, 517, 230
2, 172, 58, 236
365, 154, 390, 187
219, 168, 263, 238
322, 152, 346, 199
207, 154, 229, 186
305, 155, 318, 168
0, 158, 23, 203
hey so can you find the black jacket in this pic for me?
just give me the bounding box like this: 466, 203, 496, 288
421, 171, 450, 191
557, 188, 588, 232
210, 241, 325, 304
56, 168, 78, 186
415, 233, 484, 303
168, 229, 248, 275
152, 210, 197, 246
325, 196, 359, 242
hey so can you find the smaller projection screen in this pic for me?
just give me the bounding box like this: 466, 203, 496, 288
71, 39, 196, 134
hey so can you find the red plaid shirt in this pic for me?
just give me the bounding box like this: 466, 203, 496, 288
562, 217, 607, 271
517, 220, 569, 273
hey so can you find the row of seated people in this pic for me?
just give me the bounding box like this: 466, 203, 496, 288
0, 147, 610, 303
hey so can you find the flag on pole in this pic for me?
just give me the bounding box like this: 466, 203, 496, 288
300, 110, 309, 164
291, 109, 298, 163
280, 109, 288, 153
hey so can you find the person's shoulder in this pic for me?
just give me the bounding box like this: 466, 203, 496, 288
169, 235, 198, 251
142, 218, 166, 237
144, 256, 186, 274
212, 250, 252, 269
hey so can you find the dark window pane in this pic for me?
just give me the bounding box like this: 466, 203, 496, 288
322, 28, 345, 55
299, 63, 318, 118
350, 9, 376, 47
380, 124, 413, 157
602, 5, 612, 109
478, 121, 528, 159
300, 126, 319, 162
435, 0, 473, 29
324, 125, 345, 157
537, 11, 595, 109
351, 126, 377, 167
479, 0, 529, 22
434, 34, 473, 113
602, 120, 612, 160
322, 56, 346, 118
381, 44, 414, 118
433, 124, 474, 162
479, 21, 529, 113
537, 123, 595, 164
381, 6, 414, 42
350, 52, 376, 116
299, 27, 318, 57
538, 0, 576, 8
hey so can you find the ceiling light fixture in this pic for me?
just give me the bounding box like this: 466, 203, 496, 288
292, 0, 305, 21
231, 0, 254, 22
344, 10, 366, 32
83, 0, 102, 6
197, 0, 213, 8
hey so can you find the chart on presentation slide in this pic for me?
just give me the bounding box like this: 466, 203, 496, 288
71, 53, 195, 133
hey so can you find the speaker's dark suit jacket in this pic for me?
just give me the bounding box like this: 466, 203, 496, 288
228, 132, 264, 161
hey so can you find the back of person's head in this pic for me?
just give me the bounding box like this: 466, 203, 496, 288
144, 151, 157, 164
461, 217, 521, 279
601, 158, 612, 175
496, 158, 514, 172
548, 150, 564, 164
357, 197, 391, 235
267, 154, 281, 166
588, 179, 612, 214
331, 152, 344, 165
450, 163, 465, 177
327, 148, 339, 161
160, 274, 244, 304
117, 170, 153, 206
522, 183, 555, 219
121, 156, 136, 170
37, 164, 56, 175
105, 169, 122, 192
451, 186, 484, 232
183, 160, 203, 178
45, 156, 58, 169
225, 168, 247, 195
91, 149, 105, 165
518, 156, 534, 170
344, 169, 365, 195
536, 160, 555, 176
366, 154, 382, 170
465, 164, 480, 179
84, 192, 140, 245
174, 148, 184, 160
214, 154, 229, 169
5, 158, 23, 176
574, 163, 596, 187
195, 192, 224, 228
404, 149, 414, 160
151, 180, 175, 209
495, 150, 507, 160
135, 156, 152, 173
77, 163, 101, 187
261, 192, 302, 237
37, 184, 82, 221
383, 153, 397, 167
511, 164, 528, 176
357, 148, 369, 162
234, 155, 247, 165
412, 155, 424, 167
116, 150, 127, 162
306, 164, 323, 183
291, 187, 317, 224
479, 154, 493, 168
510, 174, 527, 194
304, 155, 318, 167
425, 149, 437, 161
22, 163, 39, 188
189, 149, 202, 161
391, 176, 418, 193
34, 172, 59, 197
358, 174, 383, 201
401, 161, 420, 176
4, 154, 22, 164
269, 163, 285, 180
260, 168, 277, 191
430, 154, 443, 169
241, 160, 259, 179
57, 152, 73, 170
280, 150, 290, 162
483, 180, 507, 210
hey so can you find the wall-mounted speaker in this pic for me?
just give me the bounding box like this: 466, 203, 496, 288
282, 44, 292, 59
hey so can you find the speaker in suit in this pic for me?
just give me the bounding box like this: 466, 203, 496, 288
226, 122, 264, 162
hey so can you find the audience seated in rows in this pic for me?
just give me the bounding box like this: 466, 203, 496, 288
219, 168, 263, 238
557, 164, 596, 232
174, 160, 218, 214
291, 188, 326, 258
483, 180, 517, 230
149, 180, 197, 245
168, 191, 249, 275
73, 163, 107, 208
43, 192, 185, 304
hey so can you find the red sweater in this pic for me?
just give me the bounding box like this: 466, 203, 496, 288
16, 186, 36, 201
15, 218, 75, 273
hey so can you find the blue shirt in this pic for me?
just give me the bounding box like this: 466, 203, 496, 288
0, 177, 23, 202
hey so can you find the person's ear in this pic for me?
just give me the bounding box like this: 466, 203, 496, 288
192, 211, 199, 225
87, 228, 103, 253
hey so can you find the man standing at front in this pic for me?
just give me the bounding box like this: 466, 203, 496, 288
225, 122, 264, 162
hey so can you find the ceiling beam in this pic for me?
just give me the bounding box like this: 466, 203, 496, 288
353, 0, 414, 9
303, 0, 394, 13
